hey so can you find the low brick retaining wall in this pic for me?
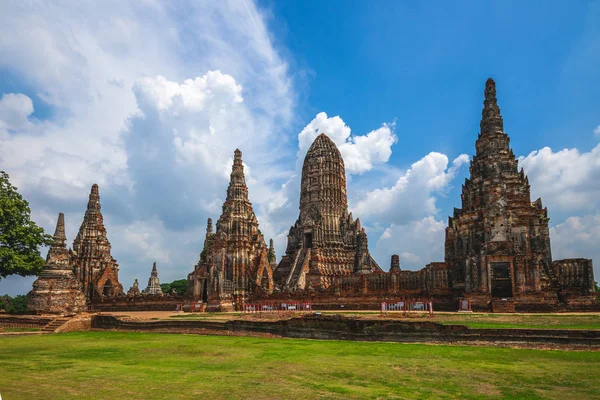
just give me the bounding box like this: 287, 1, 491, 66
0, 315, 53, 329
91, 298, 184, 312
92, 315, 600, 346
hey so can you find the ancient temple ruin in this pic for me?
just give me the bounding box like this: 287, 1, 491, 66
266, 79, 595, 311
273, 133, 383, 291
72, 184, 123, 301
143, 262, 163, 296
188, 149, 274, 310
444, 78, 596, 310
127, 279, 141, 297
27, 78, 596, 314
28, 213, 87, 314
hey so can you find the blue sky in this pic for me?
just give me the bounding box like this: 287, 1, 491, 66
0, 1, 599, 295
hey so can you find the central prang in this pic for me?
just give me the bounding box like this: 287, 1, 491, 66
273, 133, 383, 291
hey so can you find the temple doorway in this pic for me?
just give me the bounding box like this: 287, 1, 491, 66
304, 232, 313, 249
102, 279, 114, 297
202, 279, 208, 303
491, 262, 512, 298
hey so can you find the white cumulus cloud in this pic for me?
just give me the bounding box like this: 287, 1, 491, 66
550, 214, 600, 264
0, 93, 34, 131
373, 216, 447, 270
298, 112, 397, 174
352, 152, 469, 224
519, 143, 600, 211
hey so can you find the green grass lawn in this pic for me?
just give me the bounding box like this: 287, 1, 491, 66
1, 332, 599, 399
0, 327, 40, 332
431, 313, 600, 330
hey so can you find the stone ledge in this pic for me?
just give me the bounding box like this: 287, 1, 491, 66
91, 314, 600, 347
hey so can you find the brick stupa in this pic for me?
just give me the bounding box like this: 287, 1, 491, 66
28, 213, 87, 314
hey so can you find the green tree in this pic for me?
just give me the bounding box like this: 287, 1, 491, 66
0, 294, 30, 314
161, 279, 188, 296
0, 171, 53, 280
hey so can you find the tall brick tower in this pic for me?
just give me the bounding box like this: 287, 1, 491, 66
274, 133, 382, 291
72, 184, 123, 301
445, 78, 557, 305
188, 149, 274, 310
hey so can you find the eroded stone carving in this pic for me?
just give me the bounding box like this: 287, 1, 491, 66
273, 133, 383, 291
72, 184, 124, 301
188, 149, 274, 310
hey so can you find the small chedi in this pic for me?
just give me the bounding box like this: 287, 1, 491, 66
188, 149, 274, 311
71, 184, 123, 300
273, 133, 383, 291
143, 262, 163, 296
127, 279, 141, 297
28, 213, 87, 314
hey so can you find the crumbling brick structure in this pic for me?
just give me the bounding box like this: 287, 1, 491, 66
28, 213, 87, 314
142, 262, 163, 296
72, 184, 123, 301
262, 79, 595, 311
188, 150, 274, 311
273, 133, 383, 291
443, 78, 595, 310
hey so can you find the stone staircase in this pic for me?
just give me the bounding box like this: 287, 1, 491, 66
41, 316, 72, 334
284, 249, 306, 289
291, 249, 310, 290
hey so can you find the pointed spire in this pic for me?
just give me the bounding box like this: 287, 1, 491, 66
206, 218, 213, 239
151, 262, 158, 277
52, 213, 67, 248
226, 149, 249, 202
480, 78, 504, 136
390, 254, 401, 272
87, 183, 101, 212
234, 148, 242, 164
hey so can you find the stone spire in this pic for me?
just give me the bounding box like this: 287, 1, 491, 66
274, 133, 382, 290
445, 78, 555, 297
28, 213, 87, 314
226, 149, 249, 203
206, 218, 213, 239
188, 148, 274, 310
143, 262, 163, 296
475, 79, 510, 159
299, 133, 348, 217
480, 78, 504, 137
73, 184, 107, 254
72, 184, 123, 300
52, 212, 67, 248
268, 239, 276, 267
389, 254, 401, 273
46, 213, 67, 260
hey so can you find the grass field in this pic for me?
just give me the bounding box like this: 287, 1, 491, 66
167, 311, 600, 330
1, 332, 599, 399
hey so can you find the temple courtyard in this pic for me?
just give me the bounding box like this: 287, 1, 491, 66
1, 330, 599, 399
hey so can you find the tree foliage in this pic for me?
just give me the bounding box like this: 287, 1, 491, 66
0, 294, 30, 314
160, 279, 188, 296
0, 171, 53, 279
